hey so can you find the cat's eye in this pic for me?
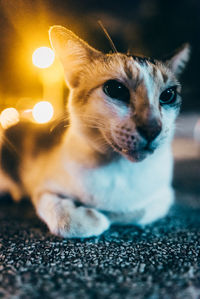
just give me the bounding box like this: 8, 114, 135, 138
103, 80, 130, 103
159, 86, 177, 105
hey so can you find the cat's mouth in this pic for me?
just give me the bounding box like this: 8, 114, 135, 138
103, 132, 155, 162
111, 141, 154, 162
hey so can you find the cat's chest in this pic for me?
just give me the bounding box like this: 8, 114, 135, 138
64, 145, 173, 213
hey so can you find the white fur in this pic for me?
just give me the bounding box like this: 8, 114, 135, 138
60, 141, 174, 220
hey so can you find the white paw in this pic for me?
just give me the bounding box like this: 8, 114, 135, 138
64, 207, 110, 238
37, 193, 110, 238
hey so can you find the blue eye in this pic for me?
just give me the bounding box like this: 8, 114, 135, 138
159, 86, 177, 105
103, 80, 130, 103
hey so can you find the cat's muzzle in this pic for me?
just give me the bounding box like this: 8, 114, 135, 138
104, 130, 156, 162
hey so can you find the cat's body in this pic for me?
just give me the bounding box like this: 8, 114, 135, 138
0, 26, 190, 238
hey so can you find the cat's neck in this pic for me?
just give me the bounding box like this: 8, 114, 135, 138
63, 125, 119, 167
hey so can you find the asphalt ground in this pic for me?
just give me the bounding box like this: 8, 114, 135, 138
0, 157, 200, 299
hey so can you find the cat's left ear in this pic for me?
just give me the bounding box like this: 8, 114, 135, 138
49, 25, 101, 87
165, 43, 191, 76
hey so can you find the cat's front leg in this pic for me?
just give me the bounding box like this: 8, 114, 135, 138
33, 192, 110, 238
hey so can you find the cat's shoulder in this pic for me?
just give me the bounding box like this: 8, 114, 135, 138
0, 118, 68, 183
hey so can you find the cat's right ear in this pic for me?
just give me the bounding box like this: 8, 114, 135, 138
49, 26, 101, 87
164, 43, 191, 77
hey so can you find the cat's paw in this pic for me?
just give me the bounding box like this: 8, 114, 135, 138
37, 193, 110, 238
66, 206, 110, 238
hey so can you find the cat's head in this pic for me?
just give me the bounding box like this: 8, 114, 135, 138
49, 26, 190, 162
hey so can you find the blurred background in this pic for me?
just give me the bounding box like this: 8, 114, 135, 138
0, 0, 200, 143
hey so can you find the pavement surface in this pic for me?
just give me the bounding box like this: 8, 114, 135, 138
0, 157, 200, 299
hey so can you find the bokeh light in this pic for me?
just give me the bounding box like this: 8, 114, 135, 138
0, 108, 20, 129
32, 101, 54, 123
32, 47, 55, 69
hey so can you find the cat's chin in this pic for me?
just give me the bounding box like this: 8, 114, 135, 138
103, 132, 154, 162
120, 149, 153, 162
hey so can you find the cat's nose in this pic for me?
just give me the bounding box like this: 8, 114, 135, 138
137, 120, 162, 142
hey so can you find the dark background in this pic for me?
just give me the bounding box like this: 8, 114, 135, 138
0, 0, 200, 111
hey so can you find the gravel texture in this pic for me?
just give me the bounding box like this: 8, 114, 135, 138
0, 159, 200, 299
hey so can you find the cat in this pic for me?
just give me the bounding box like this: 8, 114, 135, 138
0, 25, 190, 238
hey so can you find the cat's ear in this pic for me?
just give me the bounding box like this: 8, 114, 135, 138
164, 43, 191, 76
49, 25, 101, 87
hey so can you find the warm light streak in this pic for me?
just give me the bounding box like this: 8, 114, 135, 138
0, 108, 19, 129
32, 101, 54, 123
32, 47, 55, 69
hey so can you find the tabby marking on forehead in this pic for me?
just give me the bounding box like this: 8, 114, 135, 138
131, 55, 156, 66
161, 71, 169, 84
126, 55, 171, 87
124, 62, 134, 80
